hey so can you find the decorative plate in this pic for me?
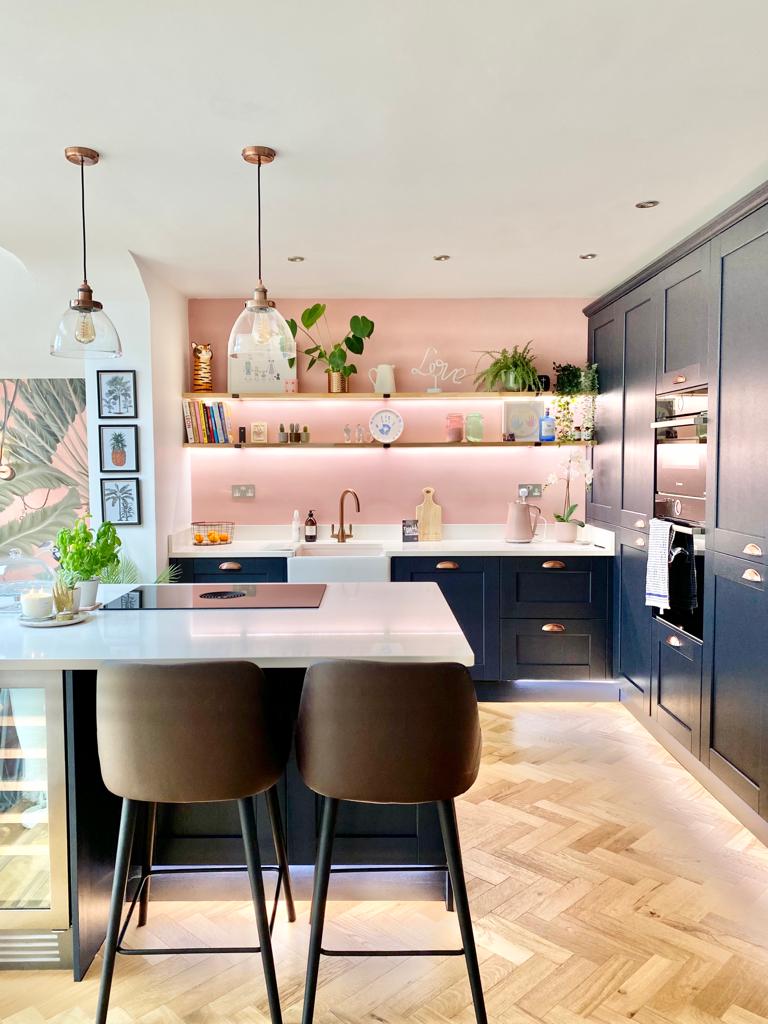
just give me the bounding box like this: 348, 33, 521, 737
369, 408, 404, 444
19, 612, 91, 629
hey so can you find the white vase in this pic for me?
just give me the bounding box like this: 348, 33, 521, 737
553, 521, 578, 543
76, 578, 99, 608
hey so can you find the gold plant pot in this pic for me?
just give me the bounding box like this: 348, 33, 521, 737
327, 371, 349, 394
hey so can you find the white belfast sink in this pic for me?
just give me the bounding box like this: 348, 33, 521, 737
287, 543, 389, 583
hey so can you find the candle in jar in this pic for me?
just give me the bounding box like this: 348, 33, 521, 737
20, 589, 53, 619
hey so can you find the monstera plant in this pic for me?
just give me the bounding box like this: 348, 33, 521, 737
0, 378, 88, 555
286, 304, 375, 381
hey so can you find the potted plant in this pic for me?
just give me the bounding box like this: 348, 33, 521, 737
543, 452, 594, 542
110, 431, 127, 467
287, 303, 375, 393
473, 342, 540, 393
55, 517, 121, 608
553, 362, 583, 395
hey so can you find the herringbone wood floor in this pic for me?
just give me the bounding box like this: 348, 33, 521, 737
2, 702, 768, 1024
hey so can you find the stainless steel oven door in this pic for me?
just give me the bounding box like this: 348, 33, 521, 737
655, 426, 707, 499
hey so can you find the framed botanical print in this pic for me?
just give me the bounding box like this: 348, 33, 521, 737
98, 370, 137, 418
101, 477, 141, 525
99, 424, 139, 472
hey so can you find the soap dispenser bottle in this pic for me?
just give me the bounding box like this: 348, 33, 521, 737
291, 509, 301, 542
304, 510, 318, 542
539, 407, 556, 442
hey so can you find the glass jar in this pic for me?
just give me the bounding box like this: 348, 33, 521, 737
465, 412, 484, 442
445, 414, 464, 443
0, 549, 56, 614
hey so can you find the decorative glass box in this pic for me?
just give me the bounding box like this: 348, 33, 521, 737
0, 549, 56, 614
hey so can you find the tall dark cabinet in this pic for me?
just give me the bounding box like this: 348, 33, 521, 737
586, 305, 621, 525
657, 246, 710, 394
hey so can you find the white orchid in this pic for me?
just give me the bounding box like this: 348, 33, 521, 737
542, 451, 593, 525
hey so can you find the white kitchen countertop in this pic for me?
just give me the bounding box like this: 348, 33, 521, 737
168, 523, 615, 558
0, 582, 473, 671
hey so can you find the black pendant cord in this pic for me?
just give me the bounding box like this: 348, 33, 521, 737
257, 157, 262, 283
80, 157, 88, 284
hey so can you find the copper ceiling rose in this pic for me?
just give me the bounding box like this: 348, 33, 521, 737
65, 146, 100, 167
241, 145, 276, 165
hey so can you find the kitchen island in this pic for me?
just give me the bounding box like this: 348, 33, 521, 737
0, 581, 472, 975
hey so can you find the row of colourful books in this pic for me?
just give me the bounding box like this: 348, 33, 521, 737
182, 399, 234, 444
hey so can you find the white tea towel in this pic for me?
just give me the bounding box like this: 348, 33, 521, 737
645, 518, 673, 610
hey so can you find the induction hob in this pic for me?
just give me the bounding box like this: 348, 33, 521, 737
102, 583, 326, 610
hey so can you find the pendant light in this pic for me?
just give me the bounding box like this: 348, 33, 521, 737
51, 147, 122, 359
228, 146, 296, 364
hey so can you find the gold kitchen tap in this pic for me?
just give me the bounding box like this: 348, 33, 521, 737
331, 489, 360, 543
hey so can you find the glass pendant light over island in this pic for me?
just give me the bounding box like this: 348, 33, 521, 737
51, 147, 122, 359
228, 146, 296, 364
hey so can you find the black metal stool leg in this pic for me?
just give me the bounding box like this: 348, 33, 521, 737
302, 796, 338, 1024
437, 800, 487, 1024
265, 785, 296, 923
445, 870, 455, 912
95, 799, 139, 1024
138, 802, 157, 927
239, 797, 283, 1024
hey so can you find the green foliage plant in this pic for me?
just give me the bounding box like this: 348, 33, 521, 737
287, 304, 375, 379
473, 342, 540, 392
55, 517, 121, 582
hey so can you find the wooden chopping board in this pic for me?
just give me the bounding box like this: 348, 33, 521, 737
416, 487, 442, 541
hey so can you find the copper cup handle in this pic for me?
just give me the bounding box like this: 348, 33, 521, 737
743, 543, 763, 557
542, 623, 566, 633
218, 561, 242, 571
542, 560, 566, 569
665, 635, 683, 648
436, 561, 459, 570
742, 568, 762, 583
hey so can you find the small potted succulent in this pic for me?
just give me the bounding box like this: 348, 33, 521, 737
544, 452, 594, 542
473, 342, 540, 393
287, 303, 375, 393
55, 517, 121, 608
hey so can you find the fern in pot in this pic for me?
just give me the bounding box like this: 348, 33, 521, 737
474, 342, 541, 393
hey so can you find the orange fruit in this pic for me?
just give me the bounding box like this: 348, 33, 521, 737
207, 530, 219, 543
194, 533, 204, 544
219, 532, 230, 543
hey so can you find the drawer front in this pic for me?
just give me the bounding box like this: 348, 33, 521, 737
652, 619, 703, 755
712, 530, 766, 565
191, 557, 287, 582
501, 619, 606, 681
500, 557, 607, 619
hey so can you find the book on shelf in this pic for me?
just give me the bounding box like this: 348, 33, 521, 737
184, 398, 234, 444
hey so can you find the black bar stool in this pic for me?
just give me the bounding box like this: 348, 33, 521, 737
95, 660, 296, 1024
296, 660, 487, 1024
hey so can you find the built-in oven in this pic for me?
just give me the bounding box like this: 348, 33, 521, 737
655, 521, 705, 642
653, 391, 707, 526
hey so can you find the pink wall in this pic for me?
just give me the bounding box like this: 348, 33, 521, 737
187, 298, 589, 525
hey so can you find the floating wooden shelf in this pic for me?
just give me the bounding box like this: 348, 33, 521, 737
182, 391, 596, 402
183, 440, 596, 450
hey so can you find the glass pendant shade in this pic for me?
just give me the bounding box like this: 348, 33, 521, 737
228, 295, 296, 361
51, 303, 122, 359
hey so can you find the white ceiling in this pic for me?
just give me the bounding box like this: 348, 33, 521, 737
2, 0, 768, 301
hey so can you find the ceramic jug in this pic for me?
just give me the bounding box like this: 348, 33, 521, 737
505, 499, 543, 543
368, 364, 396, 394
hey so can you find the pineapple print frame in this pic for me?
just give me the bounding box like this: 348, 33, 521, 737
99, 424, 139, 473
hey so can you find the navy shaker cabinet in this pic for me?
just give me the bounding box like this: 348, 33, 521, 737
390, 556, 500, 681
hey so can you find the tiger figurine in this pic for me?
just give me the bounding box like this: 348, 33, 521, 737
191, 342, 213, 391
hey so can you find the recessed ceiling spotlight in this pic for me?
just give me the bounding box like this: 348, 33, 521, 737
287, 255, 305, 262
433, 254, 451, 261
579, 253, 598, 260
635, 200, 660, 209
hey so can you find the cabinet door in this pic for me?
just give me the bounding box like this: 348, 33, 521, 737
390, 557, 500, 681
702, 552, 768, 815
587, 305, 622, 525
191, 557, 288, 583
618, 285, 658, 530
658, 246, 710, 393
615, 529, 653, 716
651, 619, 703, 756
501, 619, 606, 680
501, 557, 607, 619
709, 207, 768, 561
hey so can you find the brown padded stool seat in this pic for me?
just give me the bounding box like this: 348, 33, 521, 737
296, 660, 487, 1024
94, 660, 294, 1024
297, 660, 481, 804
98, 660, 290, 803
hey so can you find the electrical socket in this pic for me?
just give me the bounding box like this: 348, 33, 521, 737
518, 483, 542, 498
231, 484, 255, 499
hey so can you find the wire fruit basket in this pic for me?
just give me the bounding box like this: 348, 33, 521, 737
192, 521, 235, 545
